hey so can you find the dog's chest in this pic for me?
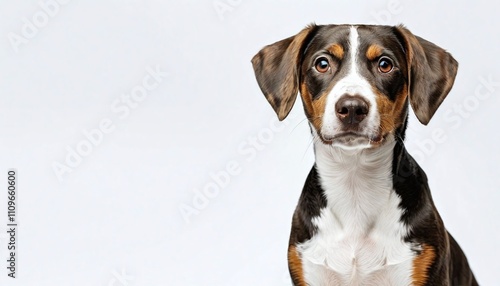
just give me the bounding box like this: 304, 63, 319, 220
297, 193, 415, 285
298, 144, 416, 285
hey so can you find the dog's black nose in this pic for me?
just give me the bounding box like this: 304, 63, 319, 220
335, 96, 369, 125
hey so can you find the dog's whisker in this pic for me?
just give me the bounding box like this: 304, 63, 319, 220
290, 116, 310, 134
301, 137, 315, 161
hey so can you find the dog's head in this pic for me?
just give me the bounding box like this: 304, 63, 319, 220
252, 24, 458, 149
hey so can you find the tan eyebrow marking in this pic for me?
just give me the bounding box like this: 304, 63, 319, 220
328, 44, 344, 59
366, 44, 383, 60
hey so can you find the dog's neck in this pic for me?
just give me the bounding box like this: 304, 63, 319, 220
313, 132, 396, 180
312, 134, 398, 234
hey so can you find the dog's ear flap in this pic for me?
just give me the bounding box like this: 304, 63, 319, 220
394, 25, 458, 125
251, 25, 317, 121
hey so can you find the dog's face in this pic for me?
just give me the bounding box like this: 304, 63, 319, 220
252, 25, 458, 149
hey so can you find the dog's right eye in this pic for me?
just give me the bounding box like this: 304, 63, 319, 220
378, 57, 394, 73
314, 57, 330, 73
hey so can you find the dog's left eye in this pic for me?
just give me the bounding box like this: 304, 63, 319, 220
314, 57, 330, 73
378, 57, 394, 73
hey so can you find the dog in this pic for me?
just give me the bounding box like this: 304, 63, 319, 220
251, 24, 478, 285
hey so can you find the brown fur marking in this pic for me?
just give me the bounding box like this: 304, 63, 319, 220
300, 82, 327, 132
375, 84, 408, 136
288, 245, 307, 286
412, 244, 437, 286
366, 44, 383, 61
328, 44, 344, 59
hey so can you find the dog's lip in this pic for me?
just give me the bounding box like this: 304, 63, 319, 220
321, 132, 385, 146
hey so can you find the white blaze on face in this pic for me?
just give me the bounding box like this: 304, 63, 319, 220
320, 26, 380, 143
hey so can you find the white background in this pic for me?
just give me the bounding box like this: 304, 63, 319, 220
0, 1, 499, 285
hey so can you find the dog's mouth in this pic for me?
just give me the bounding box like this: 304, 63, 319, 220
320, 132, 385, 149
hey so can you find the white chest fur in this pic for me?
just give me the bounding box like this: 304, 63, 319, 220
298, 138, 416, 285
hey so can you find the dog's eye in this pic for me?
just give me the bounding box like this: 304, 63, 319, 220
378, 57, 393, 73
314, 57, 330, 73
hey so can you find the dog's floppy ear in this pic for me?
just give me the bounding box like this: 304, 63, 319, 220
251, 25, 317, 121
394, 25, 458, 125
